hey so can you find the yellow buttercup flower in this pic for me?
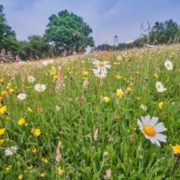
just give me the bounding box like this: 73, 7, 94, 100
154, 74, 159, 78
103, 97, 110, 103
83, 71, 89, 76
18, 174, 23, 180
170, 144, 180, 155
116, 89, 124, 99
126, 87, 131, 93
0, 139, 4, 146
18, 118, 26, 126
116, 75, 122, 80
0, 106, 7, 114
53, 75, 58, 81
40, 172, 46, 177
27, 107, 33, 112
0, 78, 4, 83
158, 102, 164, 110
31, 128, 41, 136
1, 91, 7, 96
122, 54, 126, 59
51, 67, 57, 75
42, 158, 48, 163
32, 148, 37, 153
9, 89, 15, 93
0, 128, 5, 136
57, 167, 64, 176
5, 165, 12, 171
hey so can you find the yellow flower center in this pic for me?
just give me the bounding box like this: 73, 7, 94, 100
99, 62, 105, 67
166, 63, 170, 67
38, 87, 43, 91
143, 126, 156, 136
157, 84, 161, 89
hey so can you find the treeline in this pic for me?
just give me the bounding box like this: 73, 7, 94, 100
96, 19, 180, 51
1, 3, 180, 61
0, 5, 94, 61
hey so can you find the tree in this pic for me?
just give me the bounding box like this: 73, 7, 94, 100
149, 19, 179, 44
0, 5, 16, 41
44, 10, 94, 55
19, 35, 53, 60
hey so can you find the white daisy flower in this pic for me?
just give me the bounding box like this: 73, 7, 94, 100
156, 82, 167, 92
93, 68, 107, 79
42, 59, 54, 66
28, 76, 35, 83
4, 146, 18, 156
11, 146, 18, 151
140, 104, 147, 111
4, 148, 13, 156
164, 60, 173, 70
92, 59, 111, 72
137, 115, 167, 147
34, 84, 46, 92
17, 93, 27, 100
116, 55, 122, 61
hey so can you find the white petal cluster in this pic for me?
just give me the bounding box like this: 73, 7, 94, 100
17, 93, 27, 100
156, 82, 167, 92
34, 84, 46, 92
137, 115, 167, 147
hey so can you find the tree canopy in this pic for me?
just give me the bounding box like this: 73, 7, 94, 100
149, 19, 180, 44
44, 10, 94, 55
0, 5, 15, 41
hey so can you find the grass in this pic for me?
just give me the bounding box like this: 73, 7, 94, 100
0, 44, 180, 179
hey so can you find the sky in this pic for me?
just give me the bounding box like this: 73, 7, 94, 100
1, 0, 180, 46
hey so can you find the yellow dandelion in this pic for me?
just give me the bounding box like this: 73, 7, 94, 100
0, 106, 7, 114
0, 128, 5, 136
116, 89, 124, 99
18, 118, 26, 126
51, 67, 57, 75
18, 174, 23, 180
83, 71, 89, 76
31, 128, 41, 136
126, 87, 131, 93
57, 167, 64, 176
1, 90, 7, 96
103, 97, 110, 103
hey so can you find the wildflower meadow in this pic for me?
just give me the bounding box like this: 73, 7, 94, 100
0, 44, 180, 179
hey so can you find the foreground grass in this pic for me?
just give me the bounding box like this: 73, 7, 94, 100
0, 44, 180, 179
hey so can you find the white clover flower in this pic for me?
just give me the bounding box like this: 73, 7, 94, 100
137, 115, 167, 147
164, 60, 173, 70
156, 82, 167, 92
17, 93, 27, 100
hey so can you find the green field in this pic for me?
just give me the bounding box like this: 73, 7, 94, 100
0, 44, 180, 179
